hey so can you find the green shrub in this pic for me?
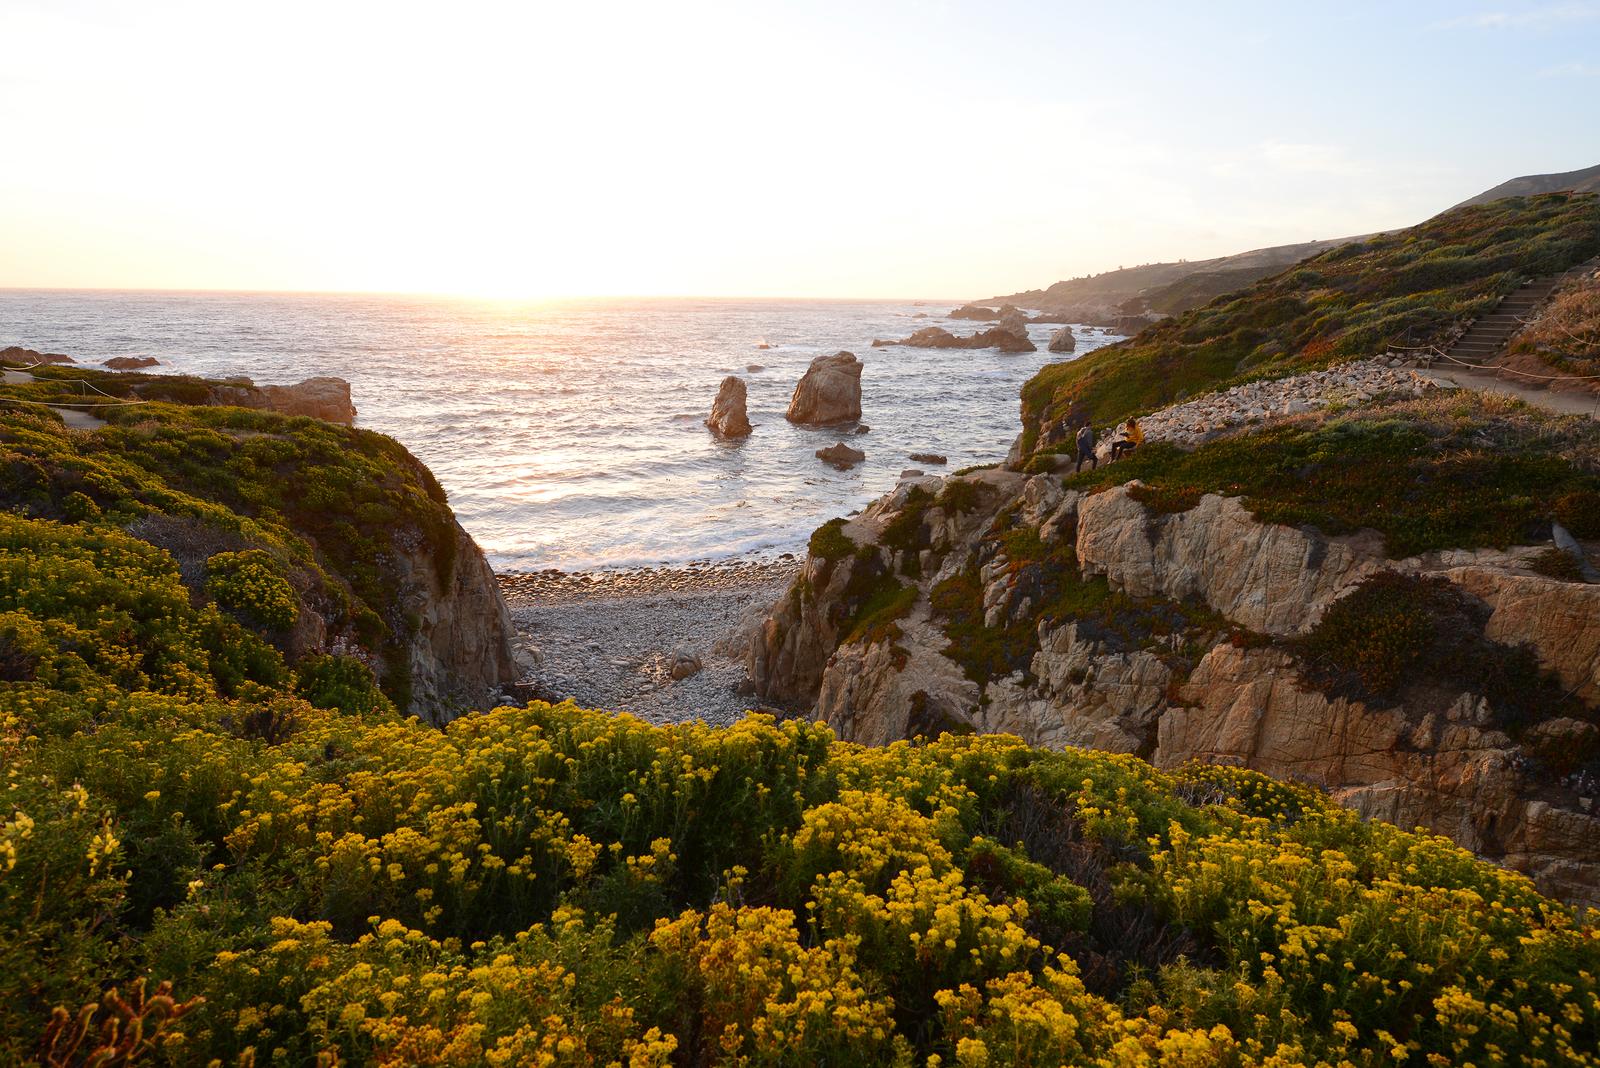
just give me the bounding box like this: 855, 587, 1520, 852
206, 550, 298, 631
296, 654, 395, 717
1064, 400, 1600, 557
807, 517, 854, 561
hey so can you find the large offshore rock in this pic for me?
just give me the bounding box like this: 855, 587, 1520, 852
786, 351, 863, 425
705, 375, 753, 437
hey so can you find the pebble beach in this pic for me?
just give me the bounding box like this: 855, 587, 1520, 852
498, 557, 801, 725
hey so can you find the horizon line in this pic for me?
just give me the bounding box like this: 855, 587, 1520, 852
0, 284, 983, 305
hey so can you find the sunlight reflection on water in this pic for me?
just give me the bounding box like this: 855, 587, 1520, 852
0, 292, 1121, 569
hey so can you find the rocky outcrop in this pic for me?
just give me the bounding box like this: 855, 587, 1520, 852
750, 467, 1600, 905
786, 352, 863, 425
104, 356, 161, 370
815, 442, 865, 469
949, 304, 1000, 320
705, 376, 752, 437
388, 517, 519, 723
1159, 644, 1600, 903
1075, 486, 1386, 635
874, 326, 1035, 354
1048, 328, 1076, 354
249, 377, 357, 425
909, 452, 947, 465
1, 345, 74, 365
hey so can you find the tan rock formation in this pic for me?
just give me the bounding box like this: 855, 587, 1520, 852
1159, 644, 1600, 906
786, 351, 862, 425
705, 376, 752, 437
1075, 485, 1385, 635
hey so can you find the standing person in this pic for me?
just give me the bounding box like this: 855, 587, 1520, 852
1074, 423, 1097, 473
1110, 417, 1144, 460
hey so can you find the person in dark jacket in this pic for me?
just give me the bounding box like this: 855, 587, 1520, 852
1074, 423, 1097, 472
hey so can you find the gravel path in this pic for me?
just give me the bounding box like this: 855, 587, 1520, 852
499, 558, 799, 726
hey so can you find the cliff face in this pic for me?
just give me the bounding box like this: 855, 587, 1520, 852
751, 468, 1600, 905
390, 517, 519, 721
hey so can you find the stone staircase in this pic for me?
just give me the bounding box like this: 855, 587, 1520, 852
1445, 257, 1600, 366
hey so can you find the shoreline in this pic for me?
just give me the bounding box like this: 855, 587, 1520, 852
497, 557, 801, 725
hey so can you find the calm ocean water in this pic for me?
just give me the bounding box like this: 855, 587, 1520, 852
0, 291, 1119, 570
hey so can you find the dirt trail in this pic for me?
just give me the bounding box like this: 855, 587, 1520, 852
1420, 365, 1600, 420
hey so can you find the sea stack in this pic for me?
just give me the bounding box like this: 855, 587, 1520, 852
786, 351, 863, 425
705, 375, 752, 437
1048, 327, 1076, 353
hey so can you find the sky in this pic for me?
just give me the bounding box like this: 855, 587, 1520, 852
1, 0, 1597, 300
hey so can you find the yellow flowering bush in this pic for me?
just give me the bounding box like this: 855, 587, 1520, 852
2, 428, 1598, 1065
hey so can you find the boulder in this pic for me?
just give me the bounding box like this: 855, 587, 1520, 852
816, 442, 866, 470
997, 305, 1030, 337
1047, 327, 1076, 353
705, 375, 752, 437
908, 452, 947, 465
1, 345, 74, 365
786, 352, 863, 425
104, 356, 160, 370
669, 651, 703, 680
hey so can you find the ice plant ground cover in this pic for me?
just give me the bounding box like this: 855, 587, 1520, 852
1, 505, 1598, 1065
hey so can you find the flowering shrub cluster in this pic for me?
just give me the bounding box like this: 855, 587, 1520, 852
3, 410, 1599, 1065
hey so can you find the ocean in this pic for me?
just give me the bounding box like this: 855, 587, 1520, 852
0, 291, 1119, 570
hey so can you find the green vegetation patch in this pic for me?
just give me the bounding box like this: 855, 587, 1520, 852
1022, 194, 1600, 451
1293, 571, 1590, 738
0, 390, 462, 707
1063, 396, 1600, 557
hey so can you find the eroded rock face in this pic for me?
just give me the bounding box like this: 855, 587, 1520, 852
1076, 485, 1385, 635
389, 518, 520, 723
251, 377, 357, 425
1447, 567, 1600, 705
1047, 327, 1076, 353
786, 352, 863, 425
977, 621, 1171, 754
1159, 644, 1600, 904
706, 375, 752, 437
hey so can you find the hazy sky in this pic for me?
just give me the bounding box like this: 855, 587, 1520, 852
2, 1, 1597, 299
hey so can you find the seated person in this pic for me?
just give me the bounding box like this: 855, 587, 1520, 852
1110, 417, 1144, 460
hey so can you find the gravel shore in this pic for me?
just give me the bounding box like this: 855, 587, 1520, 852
499, 557, 800, 726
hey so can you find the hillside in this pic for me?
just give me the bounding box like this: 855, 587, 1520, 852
1018, 193, 1600, 455
994, 238, 1353, 321
1453, 161, 1600, 209
0, 370, 517, 717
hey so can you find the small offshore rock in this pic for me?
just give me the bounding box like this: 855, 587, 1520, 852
1047, 327, 1077, 353
909, 452, 947, 464
104, 356, 161, 370
816, 442, 866, 469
